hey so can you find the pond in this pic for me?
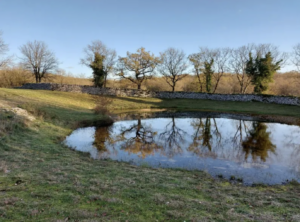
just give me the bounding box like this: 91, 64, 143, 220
64, 112, 300, 185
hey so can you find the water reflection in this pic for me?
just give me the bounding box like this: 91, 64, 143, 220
116, 119, 162, 158
189, 118, 222, 158
159, 117, 186, 157
242, 122, 276, 162
64, 115, 300, 185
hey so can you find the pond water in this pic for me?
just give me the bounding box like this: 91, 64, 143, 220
64, 113, 300, 185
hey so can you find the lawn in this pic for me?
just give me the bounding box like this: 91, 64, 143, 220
0, 88, 300, 221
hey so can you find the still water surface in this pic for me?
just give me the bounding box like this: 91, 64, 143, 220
64, 115, 300, 185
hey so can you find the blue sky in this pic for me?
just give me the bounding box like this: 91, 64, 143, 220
0, 0, 299, 76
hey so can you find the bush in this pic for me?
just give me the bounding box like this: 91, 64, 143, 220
0, 67, 33, 87
93, 96, 113, 115
268, 72, 300, 96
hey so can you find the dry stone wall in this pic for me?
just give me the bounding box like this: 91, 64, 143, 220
19, 83, 300, 106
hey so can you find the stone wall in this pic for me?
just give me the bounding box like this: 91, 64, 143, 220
19, 83, 300, 106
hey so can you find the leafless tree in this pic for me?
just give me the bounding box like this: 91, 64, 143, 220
292, 43, 300, 72
116, 47, 161, 90
188, 52, 205, 92
0, 31, 11, 68
254, 43, 288, 67
80, 40, 117, 87
159, 48, 188, 92
229, 44, 254, 94
199, 47, 231, 93
212, 48, 231, 93
19, 40, 59, 83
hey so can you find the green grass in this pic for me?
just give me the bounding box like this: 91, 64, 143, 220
2, 88, 300, 117
0, 88, 300, 221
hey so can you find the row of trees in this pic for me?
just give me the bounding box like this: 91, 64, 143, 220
1, 31, 300, 94
81, 42, 298, 94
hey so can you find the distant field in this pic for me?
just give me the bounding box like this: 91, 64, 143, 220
0, 88, 300, 221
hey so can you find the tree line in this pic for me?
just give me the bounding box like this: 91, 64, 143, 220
1, 31, 300, 94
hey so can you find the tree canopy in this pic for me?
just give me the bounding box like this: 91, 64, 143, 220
246, 52, 282, 94
117, 47, 161, 90
89, 52, 106, 87
81, 40, 116, 87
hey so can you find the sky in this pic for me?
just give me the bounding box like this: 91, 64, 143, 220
0, 0, 299, 77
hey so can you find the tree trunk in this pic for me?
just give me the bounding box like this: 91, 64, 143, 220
104, 74, 107, 88
213, 78, 220, 93
197, 75, 203, 92
137, 84, 141, 90
172, 85, 175, 92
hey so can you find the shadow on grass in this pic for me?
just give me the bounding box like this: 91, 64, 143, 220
112, 96, 300, 118
19, 103, 100, 128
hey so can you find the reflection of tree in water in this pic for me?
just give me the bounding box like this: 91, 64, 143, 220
233, 120, 247, 145
188, 118, 221, 157
242, 122, 276, 162
273, 126, 300, 173
188, 118, 277, 163
202, 118, 212, 150
290, 146, 300, 174
93, 126, 117, 158
229, 120, 251, 161
94, 127, 110, 151
116, 118, 162, 158
159, 116, 186, 157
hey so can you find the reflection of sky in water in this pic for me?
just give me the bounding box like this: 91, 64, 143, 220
64, 117, 300, 185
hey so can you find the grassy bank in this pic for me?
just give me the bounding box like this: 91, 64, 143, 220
0, 88, 300, 221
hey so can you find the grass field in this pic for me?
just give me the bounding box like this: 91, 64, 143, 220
0, 88, 300, 221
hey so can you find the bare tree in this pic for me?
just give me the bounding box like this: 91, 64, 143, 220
0, 31, 11, 68
199, 47, 231, 93
292, 43, 300, 72
212, 48, 231, 93
159, 48, 188, 92
116, 47, 161, 90
188, 52, 205, 92
80, 40, 117, 87
254, 43, 288, 67
19, 40, 59, 83
230, 44, 254, 94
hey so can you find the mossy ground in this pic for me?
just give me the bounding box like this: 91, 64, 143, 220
0, 88, 300, 221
